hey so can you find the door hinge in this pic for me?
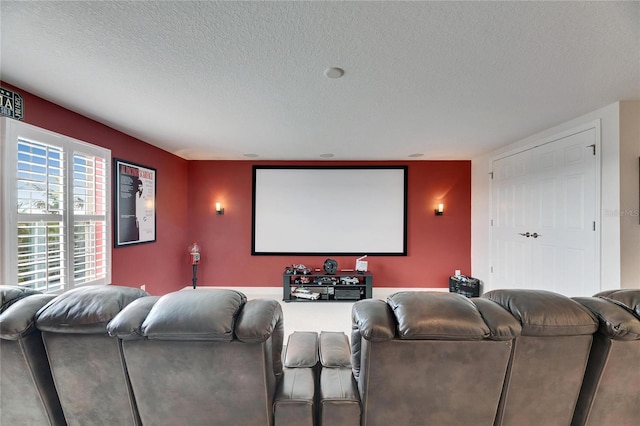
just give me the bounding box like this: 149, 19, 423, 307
593, 221, 596, 231
489, 171, 494, 179
490, 266, 494, 273
491, 219, 494, 226
587, 144, 596, 155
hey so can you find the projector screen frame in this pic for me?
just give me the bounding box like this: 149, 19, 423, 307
251, 165, 408, 256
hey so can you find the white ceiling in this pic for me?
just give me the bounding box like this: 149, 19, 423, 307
1, 1, 638, 160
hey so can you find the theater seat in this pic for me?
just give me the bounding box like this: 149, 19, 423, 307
108, 289, 317, 426
0, 290, 65, 425
35, 285, 148, 426
483, 289, 598, 426
572, 290, 640, 426
319, 291, 522, 426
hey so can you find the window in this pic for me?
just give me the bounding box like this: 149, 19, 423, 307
1, 118, 111, 292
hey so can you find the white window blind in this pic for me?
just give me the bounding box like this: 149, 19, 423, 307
71, 153, 108, 286
1, 118, 111, 292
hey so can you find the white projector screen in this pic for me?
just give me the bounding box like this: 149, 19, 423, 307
252, 166, 407, 255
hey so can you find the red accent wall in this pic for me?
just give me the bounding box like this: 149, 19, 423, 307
4, 83, 471, 292
188, 160, 471, 288
2, 83, 190, 295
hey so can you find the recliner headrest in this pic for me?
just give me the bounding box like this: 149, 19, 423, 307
573, 296, 640, 341
595, 289, 640, 318
0, 294, 57, 340
0, 285, 41, 314
141, 289, 247, 341
387, 292, 491, 340
484, 289, 598, 336
36, 285, 148, 334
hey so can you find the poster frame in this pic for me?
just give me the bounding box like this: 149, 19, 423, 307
113, 158, 157, 247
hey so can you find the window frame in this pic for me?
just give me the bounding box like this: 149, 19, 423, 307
1, 117, 112, 292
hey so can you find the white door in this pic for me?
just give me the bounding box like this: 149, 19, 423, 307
491, 127, 598, 296
492, 148, 535, 289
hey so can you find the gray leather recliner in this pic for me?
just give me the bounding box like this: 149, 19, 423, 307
484, 289, 599, 426
320, 291, 522, 426
274, 331, 318, 426
0, 287, 65, 425
107, 288, 317, 426
572, 289, 640, 426
35, 284, 149, 426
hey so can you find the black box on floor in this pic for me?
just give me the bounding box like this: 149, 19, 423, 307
449, 276, 481, 297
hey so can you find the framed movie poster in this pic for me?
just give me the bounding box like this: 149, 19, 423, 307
114, 158, 156, 247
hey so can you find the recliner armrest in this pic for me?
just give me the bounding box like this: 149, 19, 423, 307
284, 331, 318, 368
318, 331, 360, 426
237, 299, 285, 379
236, 298, 284, 343
319, 367, 360, 426
351, 299, 394, 381
319, 331, 351, 367
351, 299, 395, 341
274, 332, 318, 426
274, 367, 315, 426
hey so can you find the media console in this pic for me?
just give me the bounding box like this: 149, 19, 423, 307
283, 271, 373, 302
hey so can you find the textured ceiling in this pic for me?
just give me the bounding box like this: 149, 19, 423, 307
1, 1, 638, 160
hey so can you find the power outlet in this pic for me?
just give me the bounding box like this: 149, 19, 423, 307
140, 284, 146, 291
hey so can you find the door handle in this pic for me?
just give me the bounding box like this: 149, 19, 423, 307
518, 232, 531, 238
531, 232, 541, 238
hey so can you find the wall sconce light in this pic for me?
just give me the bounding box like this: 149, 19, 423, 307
215, 202, 224, 215
435, 203, 444, 216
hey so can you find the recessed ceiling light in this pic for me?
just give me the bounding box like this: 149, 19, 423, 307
243, 153, 259, 158
408, 153, 424, 158
324, 67, 344, 79
320, 153, 335, 158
